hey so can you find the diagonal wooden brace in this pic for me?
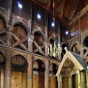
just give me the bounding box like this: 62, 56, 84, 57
33, 45, 44, 53
12, 33, 28, 51
12, 37, 27, 47
33, 41, 45, 55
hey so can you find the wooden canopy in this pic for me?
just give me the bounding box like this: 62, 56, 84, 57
56, 47, 87, 77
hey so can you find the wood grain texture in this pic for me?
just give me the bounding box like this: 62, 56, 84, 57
49, 76, 57, 88
11, 71, 27, 88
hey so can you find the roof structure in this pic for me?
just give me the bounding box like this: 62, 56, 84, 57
56, 48, 87, 77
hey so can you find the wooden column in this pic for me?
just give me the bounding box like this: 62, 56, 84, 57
86, 71, 88, 88
68, 77, 72, 88
80, 71, 86, 88
44, 60, 49, 88
8, 0, 13, 25
57, 75, 62, 88
27, 55, 33, 88
45, 13, 48, 56
27, 35, 34, 88
4, 28, 12, 88
77, 70, 81, 88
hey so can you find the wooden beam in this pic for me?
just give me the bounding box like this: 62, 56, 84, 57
34, 41, 45, 55
12, 33, 28, 51
33, 45, 44, 53
12, 37, 27, 47
55, 0, 63, 8
70, 5, 88, 25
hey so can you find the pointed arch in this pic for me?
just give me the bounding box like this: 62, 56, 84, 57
56, 48, 87, 77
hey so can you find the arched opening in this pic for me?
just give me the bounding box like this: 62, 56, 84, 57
11, 55, 27, 88
71, 43, 80, 53
0, 17, 6, 45
33, 59, 45, 88
12, 24, 28, 50
33, 32, 45, 55
49, 63, 58, 88
83, 35, 88, 60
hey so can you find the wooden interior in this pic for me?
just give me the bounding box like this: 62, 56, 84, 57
0, 0, 88, 88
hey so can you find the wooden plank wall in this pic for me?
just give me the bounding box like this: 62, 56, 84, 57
33, 74, 44, 88
49, 76, 57, 88
0, 70, 58, 88
11, 72, 27, 88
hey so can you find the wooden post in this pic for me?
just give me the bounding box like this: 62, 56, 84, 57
4, 29, 12, 88
77, 70, 81, 88
80, 71, 86, 88
45, 13, 48, 56
86, 71, 88, 88
44, 60, 49, 88
27, 35, 34, 88
27, 55, 33, 88
57, 75, 62, 88
8, 0, 13, 25
4, 49, 11, 88
68, 77, 72, 88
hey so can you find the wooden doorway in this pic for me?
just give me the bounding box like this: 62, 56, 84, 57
72, 74, 77, 88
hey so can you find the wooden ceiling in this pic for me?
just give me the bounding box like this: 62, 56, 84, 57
30, 0, 88, 26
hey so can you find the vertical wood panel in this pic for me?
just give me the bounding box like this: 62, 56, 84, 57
68, 77, 72, 88
49, 76, 57, 88
33, 74, 44, 88
62, 77, 68, 88
11, 71, 27, 88
81, 71, 85, 88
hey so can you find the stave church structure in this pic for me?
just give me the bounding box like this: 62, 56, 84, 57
0, 0, 88, 88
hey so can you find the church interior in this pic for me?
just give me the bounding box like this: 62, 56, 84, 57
0, 0, 88, 88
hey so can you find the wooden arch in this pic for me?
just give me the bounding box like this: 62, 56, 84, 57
13, 21, 28, 33
56, 48, 86, 77
33, 29, 46, 41
33, 59, 45, 72
11, 54, 27, 68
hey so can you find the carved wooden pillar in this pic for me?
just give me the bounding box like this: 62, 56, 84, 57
80, 71, 86, 88
45, 13, 48, 56
57, 75, 62, 88
27, 35, 34, 88
86, 71, 88, 88
8, 0, 13, 25
77, 70, 81, 88
68, 77, 72, 88
27, 2, 33, 87
44, 60, 49, 88
27, 54, 33, 88
4, 27, 13, 88
28, 2, 32, 34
